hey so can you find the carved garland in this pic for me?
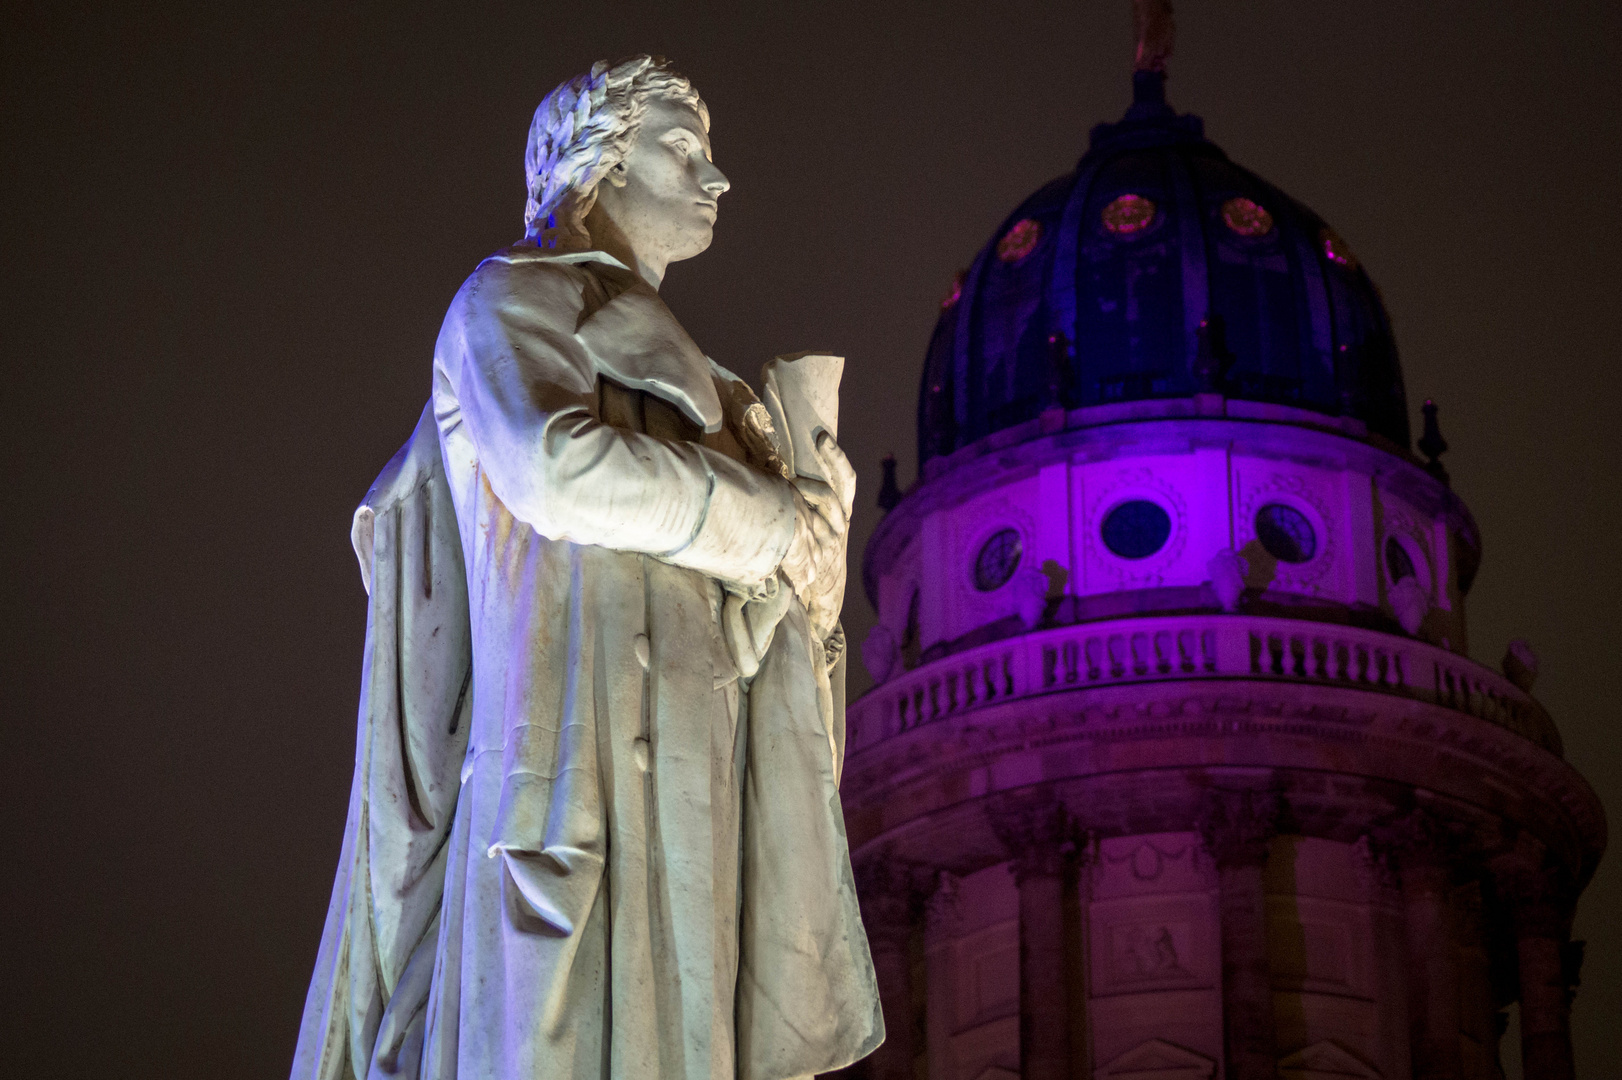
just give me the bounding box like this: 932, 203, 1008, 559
1084, 466, 1190, 589
1237, 470, 1337, 592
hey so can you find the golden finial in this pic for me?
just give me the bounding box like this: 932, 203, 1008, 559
1133, 0, 1175, 74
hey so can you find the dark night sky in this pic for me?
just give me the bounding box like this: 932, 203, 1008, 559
3, 2, 1617, 1075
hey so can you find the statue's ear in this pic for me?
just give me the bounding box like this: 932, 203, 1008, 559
601, 160, 629, 188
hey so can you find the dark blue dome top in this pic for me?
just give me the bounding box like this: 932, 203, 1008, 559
919, 72, 1409, 464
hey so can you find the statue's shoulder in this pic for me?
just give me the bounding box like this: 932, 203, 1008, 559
455, 244, 633, 325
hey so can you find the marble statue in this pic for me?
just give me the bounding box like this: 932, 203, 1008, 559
291, 56, 883, 1080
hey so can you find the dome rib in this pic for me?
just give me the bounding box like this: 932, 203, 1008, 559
918, 82, 1411, 467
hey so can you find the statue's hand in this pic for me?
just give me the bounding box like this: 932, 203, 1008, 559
781, 433, 856, 637
781, 480, 839, 604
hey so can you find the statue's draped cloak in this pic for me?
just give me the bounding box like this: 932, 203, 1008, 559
291, 248, 882, 1080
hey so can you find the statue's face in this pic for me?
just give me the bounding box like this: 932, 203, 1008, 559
594, 99, 730, 269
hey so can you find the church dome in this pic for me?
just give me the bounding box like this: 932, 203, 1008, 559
918, 72, 1409, 465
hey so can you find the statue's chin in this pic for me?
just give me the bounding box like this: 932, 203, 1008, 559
669, 226, 716, 264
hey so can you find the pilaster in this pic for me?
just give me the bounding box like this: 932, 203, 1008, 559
989, 796, 1080, 1080
1197, 788, 1284, 1080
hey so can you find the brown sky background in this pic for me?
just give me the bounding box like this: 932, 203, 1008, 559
3, 2, 1618, 1076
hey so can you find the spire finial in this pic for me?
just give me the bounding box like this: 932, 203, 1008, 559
1418, 399, 1451, 486
1133, 0, 1175, 74
877, 453, 902, 511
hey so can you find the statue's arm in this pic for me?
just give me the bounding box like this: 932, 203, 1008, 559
439, 260, 795, 587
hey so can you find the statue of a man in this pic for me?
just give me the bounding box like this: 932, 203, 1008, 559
291, 56, 882, 1080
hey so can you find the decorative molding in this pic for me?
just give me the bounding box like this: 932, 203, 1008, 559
1197, 788, 1285, 869
1236, 468, 1338, 592
987, 794, 1077, 882
1278, 1040, 1382, 1079
1095, 1038, 1216, 1080
1363, 807, 1470, 873
1082, 465, 1191, 589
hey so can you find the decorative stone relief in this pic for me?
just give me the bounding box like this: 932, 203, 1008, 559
1235, 468, 1338, 595
1277, 1040, 1382, 1079
1095, 1038, 1216, 1080
954, 495, 1039, 630
1083, 465, 1190, 590
862, 623, 900, 683
1206, 547, 1248, 612
1091, 893, 1217, 995
1388, 576, 1429, 635
1197, 789, 1286, 869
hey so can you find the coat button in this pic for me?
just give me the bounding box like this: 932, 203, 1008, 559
634, 633, 651, 670
632, 737, 650, 771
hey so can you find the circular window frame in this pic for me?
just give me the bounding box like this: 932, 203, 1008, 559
1099, 497, 1175, 561
1243, 493, 1330, 574
1382, 532, 1432, 595
1253, 501, 1319, 565
1097, 192, 1164, 241
968, 525, 1025, 593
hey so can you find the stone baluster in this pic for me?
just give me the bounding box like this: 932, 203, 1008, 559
1198, 788, 1284, 1080
989, 797, 1079, 1080
854, 857, 924, 1080
1372, 809, 1466, 1080
1493, 842, 1578, 1080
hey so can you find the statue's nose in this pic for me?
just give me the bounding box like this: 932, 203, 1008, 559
699, 159, 731, 197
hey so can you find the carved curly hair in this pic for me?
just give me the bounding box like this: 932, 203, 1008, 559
522, 55, 709, 249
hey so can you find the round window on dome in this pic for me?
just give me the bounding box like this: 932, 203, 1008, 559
996, 219, 1042, 263
1221, 197, 1274, 237
1101, 194, 1156, 235
1101, 500, 1173, 560
1255, 503, 1317, 564
973, 528, 1023, 591
1385, 536, 1417, 583
1320, 228, 1358, 268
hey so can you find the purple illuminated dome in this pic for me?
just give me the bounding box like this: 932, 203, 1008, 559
919, 70, 1408, 466
841, 60, 1603, 1080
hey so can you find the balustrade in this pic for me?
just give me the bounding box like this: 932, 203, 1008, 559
849, 614, 1559, 756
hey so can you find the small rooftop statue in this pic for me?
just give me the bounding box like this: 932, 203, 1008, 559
290, 56, 881, 1080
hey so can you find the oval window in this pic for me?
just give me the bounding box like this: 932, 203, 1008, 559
1221, 196, 1274, 237
1101, 194, 1157, 235
974, 528, 1022, 591
996, 218, 1042, 263
1101, 500, 1172, 559
1255, 503, 1317, 563
1385, 536, 1416, 583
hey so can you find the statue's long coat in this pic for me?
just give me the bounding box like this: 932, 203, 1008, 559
291, 247, 882, 1080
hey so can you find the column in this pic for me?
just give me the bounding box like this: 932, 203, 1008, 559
1198, 789, 1283, 1080
856, 858, 922, 1080
1354, 835, 1414, 1080
990, 798, 1077, 1080
1376, 809, 1464, 1080
1496, 847, 1578, 1080
923, 873, 961, 1080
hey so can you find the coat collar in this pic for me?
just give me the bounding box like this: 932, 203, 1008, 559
503, 246, 724, 433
